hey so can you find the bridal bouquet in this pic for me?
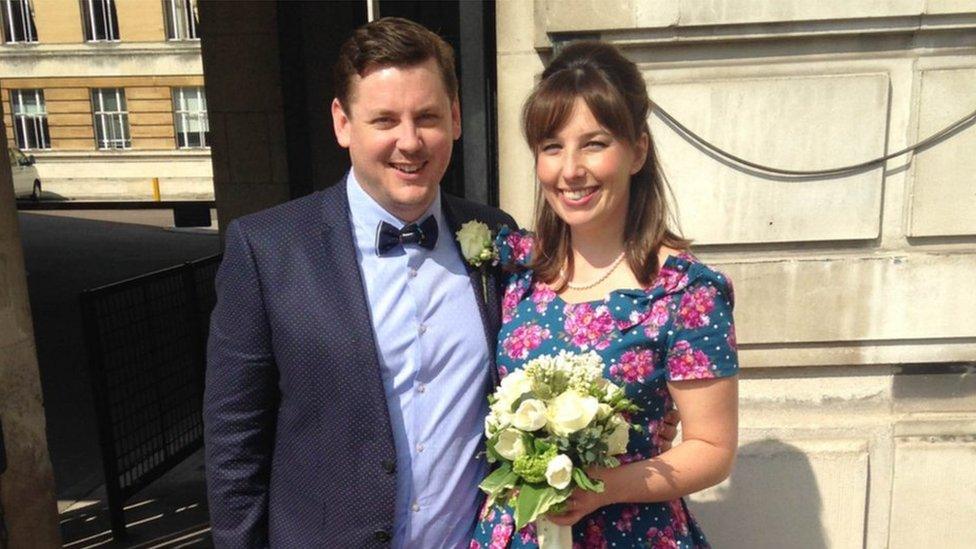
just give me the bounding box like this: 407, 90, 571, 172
480, 351, 640, 548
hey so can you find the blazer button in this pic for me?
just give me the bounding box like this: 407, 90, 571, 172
374, 529, 392, 542
381, 459, 396, 474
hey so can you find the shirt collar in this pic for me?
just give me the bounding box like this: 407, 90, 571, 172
345, 169, 446, 251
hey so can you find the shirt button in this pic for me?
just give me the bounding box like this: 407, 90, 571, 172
416, 383, 426, 393
411, 502, 421, 513
416, 443, 425, 453
408, 268, 418, 278
418, 324, 427, 335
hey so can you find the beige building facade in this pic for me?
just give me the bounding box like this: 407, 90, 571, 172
1, 0, 211, 200
497, 1, 976, 547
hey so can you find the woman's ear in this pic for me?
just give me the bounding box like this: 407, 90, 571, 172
631, 132, 650, 175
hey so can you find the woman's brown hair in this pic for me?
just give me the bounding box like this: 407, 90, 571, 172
523, 41, 690, 288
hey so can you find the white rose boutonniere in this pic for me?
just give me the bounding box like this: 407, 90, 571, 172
456, 221, 496, 267
455, 221, 497, 301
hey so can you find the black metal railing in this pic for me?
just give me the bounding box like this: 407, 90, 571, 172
80, 254, 221, 541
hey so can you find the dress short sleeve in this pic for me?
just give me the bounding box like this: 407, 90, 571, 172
664, 266, 739, 381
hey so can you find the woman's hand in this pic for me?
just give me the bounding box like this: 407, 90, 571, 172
546, 467, 616, 526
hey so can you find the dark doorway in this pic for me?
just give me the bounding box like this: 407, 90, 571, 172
275, 0, 498, 204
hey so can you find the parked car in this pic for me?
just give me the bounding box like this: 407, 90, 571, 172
9, 147, 42, 200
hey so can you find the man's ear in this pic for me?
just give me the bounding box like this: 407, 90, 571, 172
451, 96, 461, 140
332, 98, 352, 148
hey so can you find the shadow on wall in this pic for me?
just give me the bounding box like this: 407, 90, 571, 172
688, 439, 827, 549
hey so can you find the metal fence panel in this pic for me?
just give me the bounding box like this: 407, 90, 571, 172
81, 254, 221, 541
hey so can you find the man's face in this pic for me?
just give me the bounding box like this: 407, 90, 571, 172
332, 58, 461, 223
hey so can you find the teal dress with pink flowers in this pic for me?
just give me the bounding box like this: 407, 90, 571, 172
471, 228, 739, 549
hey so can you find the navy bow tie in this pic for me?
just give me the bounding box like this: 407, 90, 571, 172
376, 215, 438, 255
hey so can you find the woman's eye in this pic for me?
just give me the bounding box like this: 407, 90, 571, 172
586, 140, 608, 149
540, 143, 561, 153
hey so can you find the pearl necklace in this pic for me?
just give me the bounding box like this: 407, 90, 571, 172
562, 251, 627, 290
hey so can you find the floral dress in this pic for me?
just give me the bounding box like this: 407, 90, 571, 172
471, 228, 739, 549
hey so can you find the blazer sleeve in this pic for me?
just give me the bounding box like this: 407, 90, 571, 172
204, 219, 279, 549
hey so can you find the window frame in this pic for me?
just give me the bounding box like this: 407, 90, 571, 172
91, 88, 131, 150
81, 0, 120, 42
1, 0, 38, 44
172, 86, 209, 149
10, 89, 50, 150
163, 0, 198, 41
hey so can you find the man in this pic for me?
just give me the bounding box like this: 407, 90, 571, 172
204, 17, 514, 548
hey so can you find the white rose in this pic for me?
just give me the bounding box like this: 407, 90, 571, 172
455, 221, 492, 263
546, 391, 600, 436
495, 428, 526, 461
545, 453, 573, 489
496, 370, 533, 409
606, 415, 631, 455
512, 399, 547, 432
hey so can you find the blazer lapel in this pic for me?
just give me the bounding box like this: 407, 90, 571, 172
317, 181, 396, 427
441, 194, 502, 387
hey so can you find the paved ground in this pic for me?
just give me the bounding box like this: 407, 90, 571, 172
17, 208, 219, 547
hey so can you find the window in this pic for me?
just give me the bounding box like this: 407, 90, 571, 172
1, 0, 37, 43
172, 87, 209, 148
81, 0, 119, 42
164, 0, 198, 40
11, 89, 49, 150
91, 88, 130, 149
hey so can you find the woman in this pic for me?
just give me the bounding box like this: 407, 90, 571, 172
472, 41, 739, 548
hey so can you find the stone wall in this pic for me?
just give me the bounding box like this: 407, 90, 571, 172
496, 1, 976, 547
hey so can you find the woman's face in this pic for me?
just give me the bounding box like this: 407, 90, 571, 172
535, 98, 647, 235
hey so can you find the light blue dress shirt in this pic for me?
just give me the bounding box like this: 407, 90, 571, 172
346, 172, 491, 548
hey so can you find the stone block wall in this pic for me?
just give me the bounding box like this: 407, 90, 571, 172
496, 1, 976, 546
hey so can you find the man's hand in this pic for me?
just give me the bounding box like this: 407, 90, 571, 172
657, 408, 680, 451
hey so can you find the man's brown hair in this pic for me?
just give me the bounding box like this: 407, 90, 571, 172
333, 17, 458, 112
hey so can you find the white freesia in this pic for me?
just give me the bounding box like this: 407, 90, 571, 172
455, 221, 493, 266
603, 381, 623, 401
606, 415, 630, 455
495, 428, 527, 461
484, 413, 497, 437
546, 391, 600, 436
544, 454, 573, 489
512, 399, 547, 431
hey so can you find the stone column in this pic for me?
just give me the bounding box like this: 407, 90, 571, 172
0, 115, 60, 546
197, 0, 290, 231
